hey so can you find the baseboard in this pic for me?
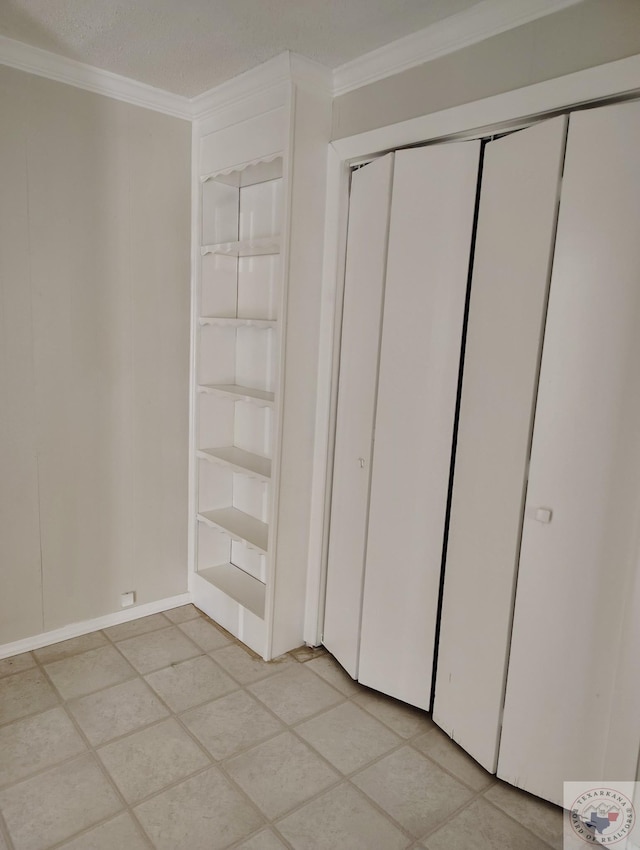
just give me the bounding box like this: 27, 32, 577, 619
0, 592, 193, 660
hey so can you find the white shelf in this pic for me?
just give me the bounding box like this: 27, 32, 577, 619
197, 446, 271, 481
201, 236, 280, 257
197, 507, 269, 553
199, 317, 277, 329
197, 384, 275, 407
197, 563, 266, 619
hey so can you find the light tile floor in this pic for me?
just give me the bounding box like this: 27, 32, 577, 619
0, 605, 566, 850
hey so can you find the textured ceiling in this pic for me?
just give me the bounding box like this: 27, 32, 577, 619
0, 0, 482, 97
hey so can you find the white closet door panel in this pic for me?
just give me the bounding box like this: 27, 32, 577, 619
498, 102, 640, 805
433, 117, 567, 771
359, 142, 481, 709
323, 154, 394, 677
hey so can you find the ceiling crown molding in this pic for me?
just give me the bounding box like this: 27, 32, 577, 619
332, 0, 585, 97
188, 53, 291, 121
0, 34, 192, 119
189, 52, 332, 121
0, 0, 584, 117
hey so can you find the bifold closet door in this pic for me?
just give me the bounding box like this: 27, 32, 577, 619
358, 141, 481, 709
432, 117, 567, 771
323, 154, 394, 677
498, 101, 640, 805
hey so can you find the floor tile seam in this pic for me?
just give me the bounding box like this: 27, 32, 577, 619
151, 696, 227, 771
105, 756, 220, 809
294, 728, 416, 783
414, 782, 507, 844
345, 761, 476, 843
91, 710, 198, 755
266, 691, 350, 727
0, 743, 90, 795
212, 706, 351, 825
186, 710, 287, 762
44, 808, 153, 850
145, 744, 272, 836
476, 791, 564, 849
31, 632, 111, 665
143, 670, 243, 712
289, 654, 354, 696
0, 807, 15, 850
35, 648, 140, 704
75, 668, 225, 783
56, 697, 139, 817
0, 698, 64, 730
226, 823, 296, 850
405, 737, 498, 795
67, 700, 173, 749
0, 748, 132, 850
100, 615, 175, 645
206, 648, 300, 687
0, 652, 66, 730
242, 678, 348, 728
257, 771, 346, 825
105, 624, 206, 676
0, 658, 37, 681
35, 662, 151, 838
266, 773, 418, 846
347, 692, 433, 740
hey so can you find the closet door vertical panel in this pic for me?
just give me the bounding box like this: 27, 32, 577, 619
323, 154, 393, 677
433, 117, 566, 771
498, 102, 640, 804
358, 142, 480, 709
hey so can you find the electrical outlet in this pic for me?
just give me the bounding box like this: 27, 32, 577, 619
120, 591, 135, 608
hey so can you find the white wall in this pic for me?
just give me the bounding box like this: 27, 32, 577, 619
0, 66, 191, 644
332, 0, 640, 139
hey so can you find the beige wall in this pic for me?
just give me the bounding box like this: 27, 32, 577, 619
0, 66, 191, 643
333, 0, 640, 139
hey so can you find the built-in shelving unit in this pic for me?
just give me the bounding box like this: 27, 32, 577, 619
189, 59, 331, 659
193, 149, 282, 641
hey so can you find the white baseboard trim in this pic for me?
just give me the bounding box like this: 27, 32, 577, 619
0, 592, 193, 660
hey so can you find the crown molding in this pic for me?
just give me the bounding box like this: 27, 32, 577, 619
189, 52, 332, 121
289, 53, 333, 95
332, 0, 585, 97
189, 53, 292, 121
0, 1, 585, 118
0, 34, 192, 118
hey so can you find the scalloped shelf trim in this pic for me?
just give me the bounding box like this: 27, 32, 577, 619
200, 153, 283, 184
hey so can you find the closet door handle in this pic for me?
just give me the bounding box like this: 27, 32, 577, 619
534, 507, 553, 524
357, 457, 366, 469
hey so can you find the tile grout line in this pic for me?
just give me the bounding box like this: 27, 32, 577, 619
0, 807, 15, 850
